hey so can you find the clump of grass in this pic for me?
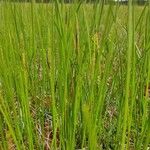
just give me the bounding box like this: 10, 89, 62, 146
0, 0, 150, 150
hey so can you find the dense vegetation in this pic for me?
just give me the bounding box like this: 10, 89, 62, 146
0, 1, 150, 150
0, 0, 149, 4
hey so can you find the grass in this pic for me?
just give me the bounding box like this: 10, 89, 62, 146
0, 1, 150, 150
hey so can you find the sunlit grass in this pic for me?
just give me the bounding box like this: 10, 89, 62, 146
0, 1, 150, 150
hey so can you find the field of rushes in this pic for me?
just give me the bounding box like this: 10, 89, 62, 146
0, 1, 150, 150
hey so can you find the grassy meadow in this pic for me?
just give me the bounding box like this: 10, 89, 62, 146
0, 1, 150, 150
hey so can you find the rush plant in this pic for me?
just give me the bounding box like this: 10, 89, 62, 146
0, 0, 149, 150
